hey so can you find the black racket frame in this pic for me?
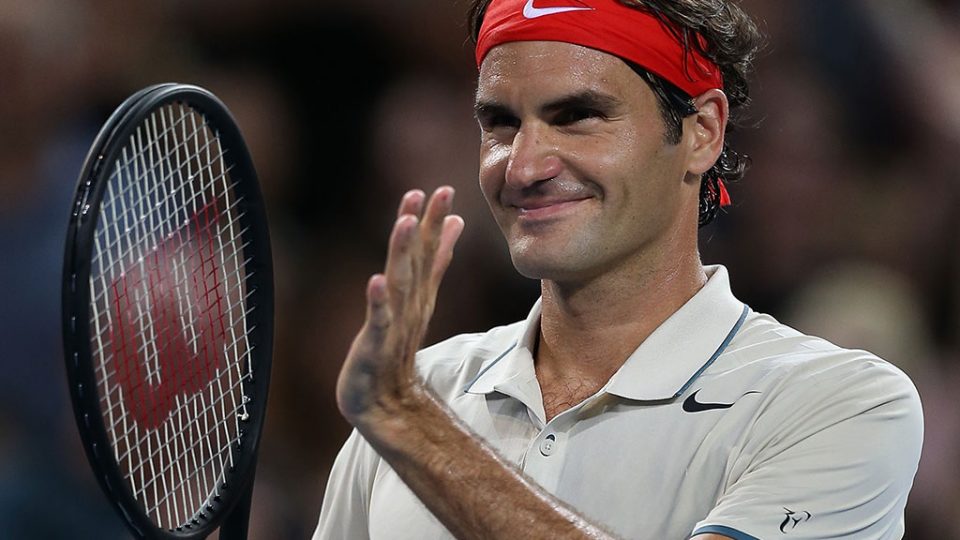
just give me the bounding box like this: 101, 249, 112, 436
62, 83, 274, 540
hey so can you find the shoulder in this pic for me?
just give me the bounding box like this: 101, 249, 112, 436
722, 310, 920, 400
712, 308, 922, 453
414, 320, 526, 398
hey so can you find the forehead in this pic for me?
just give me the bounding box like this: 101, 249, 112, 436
476, 41, 645, 103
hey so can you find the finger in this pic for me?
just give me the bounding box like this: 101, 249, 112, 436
383, 214, 419, 301
421, 186, 455, 234
365, 273, 391, 332
397, 189, 426, 219
430, 214, 465, 289
343, 274, 391, 389
417, 186, 455, 284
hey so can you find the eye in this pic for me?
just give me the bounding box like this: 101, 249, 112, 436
553, 107, 605, 126
481, 113, 520, 131
475, 105, 520, 133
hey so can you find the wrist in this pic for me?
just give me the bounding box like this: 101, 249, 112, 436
351, 381, 438, 445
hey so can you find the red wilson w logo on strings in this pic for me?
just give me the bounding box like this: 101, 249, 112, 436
109, 198, 232, 431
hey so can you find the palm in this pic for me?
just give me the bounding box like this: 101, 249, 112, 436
336, 187, 465, 425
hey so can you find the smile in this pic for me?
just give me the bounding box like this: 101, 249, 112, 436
514, 198, 591, 222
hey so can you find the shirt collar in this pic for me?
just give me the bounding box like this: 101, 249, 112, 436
463, 265, 747, 403
605, 265, 747, 400
463, 296, 540, 395
462, 298, 545, 417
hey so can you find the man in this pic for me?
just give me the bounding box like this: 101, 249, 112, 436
315, 0, 923, 538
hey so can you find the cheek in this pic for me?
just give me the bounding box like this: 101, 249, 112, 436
586, 135, 683, 224
570, 124, 649, 170
478, 144, 510, 202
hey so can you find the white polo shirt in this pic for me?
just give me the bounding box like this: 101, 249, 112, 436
314, 266, 922, 540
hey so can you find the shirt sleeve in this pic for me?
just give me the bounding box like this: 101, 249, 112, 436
692, 356, 923, 540
313, 429, 379, 540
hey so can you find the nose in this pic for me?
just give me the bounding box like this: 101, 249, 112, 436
504, 123, 563, 189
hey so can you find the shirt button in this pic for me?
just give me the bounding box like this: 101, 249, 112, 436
540, 433, 557, 456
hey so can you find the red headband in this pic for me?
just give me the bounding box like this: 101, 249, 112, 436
475, 0, 723, 97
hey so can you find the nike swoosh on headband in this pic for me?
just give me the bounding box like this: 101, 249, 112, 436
523, 0, 594, 19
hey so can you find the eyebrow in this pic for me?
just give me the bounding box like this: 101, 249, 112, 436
474, 90, 624, 119
541, 90, 623, 115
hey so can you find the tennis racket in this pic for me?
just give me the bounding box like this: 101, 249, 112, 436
62, 83, 274, 539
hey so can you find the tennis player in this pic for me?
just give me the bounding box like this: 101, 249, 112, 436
315, 0, 923, 538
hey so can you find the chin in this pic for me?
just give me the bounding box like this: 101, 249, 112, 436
504, 231, 597, 280
508, 249, 586, 281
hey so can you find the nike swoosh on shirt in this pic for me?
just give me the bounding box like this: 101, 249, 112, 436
682, 389, 760, 413
523, 0, 595, 19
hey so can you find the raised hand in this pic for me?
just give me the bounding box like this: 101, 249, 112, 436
336, 187, 465, 429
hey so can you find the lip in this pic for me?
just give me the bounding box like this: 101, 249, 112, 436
513, 197, 591, 222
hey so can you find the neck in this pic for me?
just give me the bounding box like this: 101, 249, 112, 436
535, 246, 707, 384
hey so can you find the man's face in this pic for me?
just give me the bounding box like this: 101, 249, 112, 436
475, 41, 700, 283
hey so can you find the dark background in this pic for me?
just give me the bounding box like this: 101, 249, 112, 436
1, 0, 958, 537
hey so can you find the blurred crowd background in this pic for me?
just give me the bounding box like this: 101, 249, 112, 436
1, 0, 958, 537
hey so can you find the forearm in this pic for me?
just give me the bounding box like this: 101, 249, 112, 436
337, 188, 614, 538
354, 387, 616, 540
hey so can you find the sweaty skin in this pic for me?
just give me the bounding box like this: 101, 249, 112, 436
334, 41, 730, 540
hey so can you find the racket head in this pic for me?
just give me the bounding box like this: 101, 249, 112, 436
62, 83, 274, 539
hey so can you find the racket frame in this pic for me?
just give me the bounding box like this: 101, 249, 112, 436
62, 83, 274, 540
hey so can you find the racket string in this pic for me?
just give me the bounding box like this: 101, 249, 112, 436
92, 193, 252, 366
93, 154, 237, 284
94, 300, 254, 430
101, 320, 257, 448
92, 264, 256, 418
88, 101, 256, 529
91, 194, 247, 316
92, 103, 233, 277
125, 375, 245, 496
98, 112, 222, 247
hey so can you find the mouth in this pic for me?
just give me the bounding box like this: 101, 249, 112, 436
512, 197, 592, 222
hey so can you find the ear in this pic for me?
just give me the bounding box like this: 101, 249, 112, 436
684, 89, 729, 177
